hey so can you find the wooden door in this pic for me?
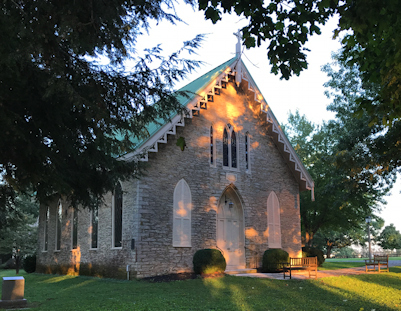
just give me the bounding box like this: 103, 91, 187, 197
217, 194, 244, 269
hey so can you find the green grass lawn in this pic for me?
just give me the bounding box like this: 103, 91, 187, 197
326, 257, 401, 262
321, 258, 401, 270
319, 261, 366, 270
1, 267, 401, 311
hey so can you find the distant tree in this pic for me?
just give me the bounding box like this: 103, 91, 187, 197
0, 194, 38, 274
332, 247, 357, 259
0, 0, 202, 209
284, 111, 389, 246
312, 229, 356, 259
378, 224, 401, 250
312, 217, 384, 258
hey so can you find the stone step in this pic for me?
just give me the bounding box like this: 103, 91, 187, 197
225, 268, 258, 275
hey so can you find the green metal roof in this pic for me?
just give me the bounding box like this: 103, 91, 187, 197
126, 56, 237, 151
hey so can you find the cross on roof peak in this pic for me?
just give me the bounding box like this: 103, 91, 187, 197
234, 30, 242, 58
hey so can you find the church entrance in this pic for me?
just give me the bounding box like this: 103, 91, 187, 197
217, 187, 245, 269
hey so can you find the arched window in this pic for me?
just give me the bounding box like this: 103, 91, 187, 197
267, 191, 281, 248
210, 126, 215, 166
231, 130, 237, 168
44, 206, 49, 251
113, 182, 123, 248
223, 127, 229, 167
55, 200, 62, 251
72, 208, 78, 249
245, 132, 250, 171
173, 179, 192, 247
91, 206, 99, 249
223, 124, 237, 169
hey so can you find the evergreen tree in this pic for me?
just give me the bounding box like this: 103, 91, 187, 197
0, 194, 38, 274
0, 0, 202, 208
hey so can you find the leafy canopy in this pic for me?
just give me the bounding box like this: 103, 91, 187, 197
377, 224, 401, 250
198, 0, 401, 123
0, 0, 202, 207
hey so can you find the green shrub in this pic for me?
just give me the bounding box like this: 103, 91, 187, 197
23, 255, 36, 273
302, 246, 325, 266
262, 249, 289, 272
0, 254, 12, 265
4, 258, 16, 269
193, 249, 226, 274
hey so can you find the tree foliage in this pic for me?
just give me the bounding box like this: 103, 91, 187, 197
312, 217, 384, 258
377, 224, 401, 250
284, 111, 389, 246
323, 53, 401, 178
0, 194, 38, 273
198, 0, 401, 122
0, 0, 202, 208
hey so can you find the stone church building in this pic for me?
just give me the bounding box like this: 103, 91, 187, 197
37, 47, 314, 279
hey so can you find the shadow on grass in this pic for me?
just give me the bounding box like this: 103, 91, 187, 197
344, 266, 401, 291
390, 266, 401, 274
1, 271, 400, 310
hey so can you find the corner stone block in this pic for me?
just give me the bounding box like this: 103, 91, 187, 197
2, 276, 25, 300
0, 276, 27, 308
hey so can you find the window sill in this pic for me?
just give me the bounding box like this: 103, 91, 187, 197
89, 248, 98, 251
111, 247, 122, 250
223, 166, 239, 172
54, 250, 60, 253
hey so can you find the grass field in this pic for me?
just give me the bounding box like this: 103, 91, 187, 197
326, 257, 401, 262
1, 266, 401, 311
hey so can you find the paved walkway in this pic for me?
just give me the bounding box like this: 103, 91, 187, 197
231, 260, 401, 280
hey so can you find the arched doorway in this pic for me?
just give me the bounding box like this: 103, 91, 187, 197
217, 187, 245, 269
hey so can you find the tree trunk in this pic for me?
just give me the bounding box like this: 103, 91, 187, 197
15, 255, 20, 274
304, 231, 314, 247
326, 246, 332, 259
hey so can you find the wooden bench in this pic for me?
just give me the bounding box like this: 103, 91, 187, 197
283, 257, 318, 279
365, 255, 389, 273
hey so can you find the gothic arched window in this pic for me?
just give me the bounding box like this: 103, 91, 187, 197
223, 124, 238, 169
267, 191, 281, 248
55, 200, 62, 251
173, 179, 192, 247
